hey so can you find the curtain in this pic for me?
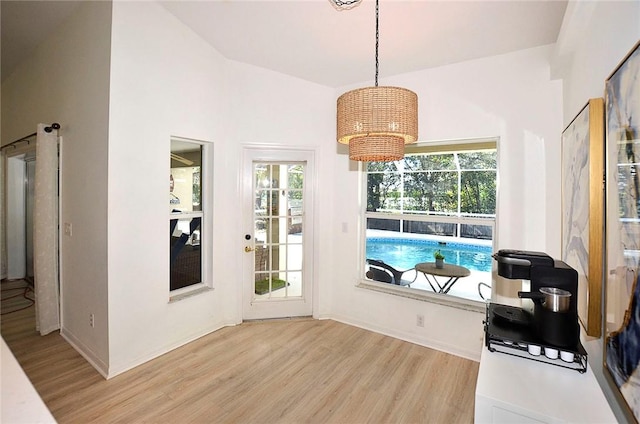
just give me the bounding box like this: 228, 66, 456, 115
34, 123, 60, 335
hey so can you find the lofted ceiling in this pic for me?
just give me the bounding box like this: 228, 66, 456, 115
2, 0, 568, 87
1, 1, 81, 82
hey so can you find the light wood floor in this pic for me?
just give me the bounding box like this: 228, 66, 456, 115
1, 281, 479, 423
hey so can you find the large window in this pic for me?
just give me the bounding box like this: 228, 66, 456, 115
170, 137, 208, 293
363, 140, 497, 303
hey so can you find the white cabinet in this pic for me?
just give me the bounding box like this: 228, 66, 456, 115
475, 346, 616, 423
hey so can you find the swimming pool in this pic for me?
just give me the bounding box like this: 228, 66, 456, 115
366, 237, 493, 272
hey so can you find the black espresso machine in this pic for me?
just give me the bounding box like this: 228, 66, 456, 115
484, 249, 588, 372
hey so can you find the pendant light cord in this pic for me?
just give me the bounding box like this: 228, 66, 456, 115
375, 0, 379, 87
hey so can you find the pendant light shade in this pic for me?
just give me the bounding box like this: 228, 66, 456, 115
337, 86, 418, 161
334, 0, 419, 162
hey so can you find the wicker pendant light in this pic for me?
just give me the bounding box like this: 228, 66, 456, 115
336, 0, 418, 162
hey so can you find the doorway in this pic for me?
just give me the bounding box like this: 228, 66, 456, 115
5, 149, 36, 283
3, 124, 61, 335
242, 147, 315, 320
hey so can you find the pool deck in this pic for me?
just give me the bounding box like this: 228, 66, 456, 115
367, 229, 493, 302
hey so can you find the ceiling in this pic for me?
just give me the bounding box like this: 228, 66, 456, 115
1, 0, 568, 87
1, 1, 81, 82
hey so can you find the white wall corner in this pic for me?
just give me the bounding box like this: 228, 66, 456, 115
551, 1, 597, 80
554, 1, 597, 58
60, 328, 109, 379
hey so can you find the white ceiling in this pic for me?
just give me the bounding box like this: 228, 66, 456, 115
1, 1, 81, 82
2, 0, 568, 87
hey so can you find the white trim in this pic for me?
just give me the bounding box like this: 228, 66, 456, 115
58, 136, 64, 333
326, 312, 483, 362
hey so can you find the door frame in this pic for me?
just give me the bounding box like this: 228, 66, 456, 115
240, 145, 318, 320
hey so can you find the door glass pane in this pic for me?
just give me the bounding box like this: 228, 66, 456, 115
287, 271, 302, 297
255, 189, 269, 217
270, 245, 283, 271
253, 162, 304, 299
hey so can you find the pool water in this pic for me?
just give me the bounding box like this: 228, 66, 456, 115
366, 238, 493, 272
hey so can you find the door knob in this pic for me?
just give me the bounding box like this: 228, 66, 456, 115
244, 246, 255, 252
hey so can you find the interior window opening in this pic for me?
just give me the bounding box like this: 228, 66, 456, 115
170, 137, 207, 293
363, 139, 497, 304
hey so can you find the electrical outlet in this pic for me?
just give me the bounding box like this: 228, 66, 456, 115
64, 222, 72, 237
416, 314, 424, 327
89, 313, 95, 328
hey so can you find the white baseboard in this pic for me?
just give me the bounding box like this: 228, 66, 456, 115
61, 320, 239, 379
60, 328, 109, 378
104, 320, 237, 379
61, 315, 480, 381
326, 313, 482, 362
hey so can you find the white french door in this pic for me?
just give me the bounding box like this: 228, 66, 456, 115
241, 147, 314, 320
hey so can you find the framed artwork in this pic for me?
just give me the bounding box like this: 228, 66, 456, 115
604, 39, 640, 423
561, 97, 604, 337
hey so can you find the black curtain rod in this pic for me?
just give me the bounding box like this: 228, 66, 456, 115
1, 123, 61, 151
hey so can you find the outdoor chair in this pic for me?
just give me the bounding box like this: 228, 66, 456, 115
478, 282, 491, 300
365, 259, 418, 287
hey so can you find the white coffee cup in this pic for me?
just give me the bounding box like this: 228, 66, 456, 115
544, 347, 559, 359
528, 345, 541, 356
560, 351, 575, 362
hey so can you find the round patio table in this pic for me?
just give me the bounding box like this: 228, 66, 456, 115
415, 262, 471, 294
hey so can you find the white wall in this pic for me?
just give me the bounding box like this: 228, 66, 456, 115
107, 2, 229, 376
106, 3, 337, 375
554, 2, 640, 422
557, 1, 640, 125
225, 60, 336, 320
329, 45, 563, 361
403, 45, 563, 254
1, 2, 112, 370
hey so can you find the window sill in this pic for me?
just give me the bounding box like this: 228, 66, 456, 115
357, 279, 486, 313
169, 286, 212, 303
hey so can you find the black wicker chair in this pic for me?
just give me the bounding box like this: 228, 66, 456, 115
365, 259, 417, 287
